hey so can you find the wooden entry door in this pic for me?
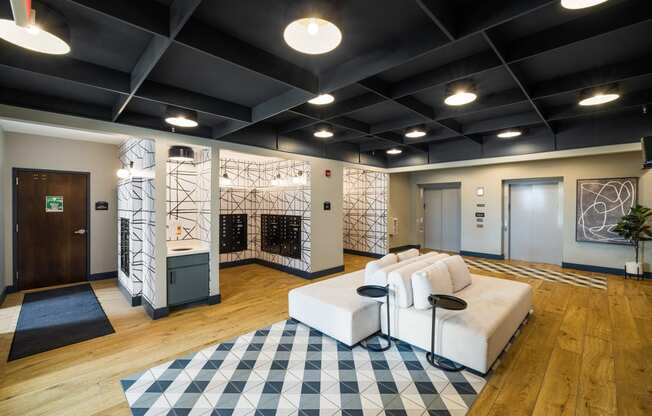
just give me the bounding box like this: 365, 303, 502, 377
15, 170, 89, 290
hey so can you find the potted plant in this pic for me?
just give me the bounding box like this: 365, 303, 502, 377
613, 204, 652, 279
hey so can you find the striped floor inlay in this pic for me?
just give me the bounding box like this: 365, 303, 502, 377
464, 258, 608, 290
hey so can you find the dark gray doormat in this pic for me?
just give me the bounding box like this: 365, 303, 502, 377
8, 283, 115, 361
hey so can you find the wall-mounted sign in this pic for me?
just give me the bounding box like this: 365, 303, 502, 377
475, 212, 485, 218
476, 186, 485, 197
95, 201, 109, 211
45, 195, 63, 212
476, 203, 486, 208
476, 218, 484, 223
323, 201, 331, 211
477, 224, 484, 228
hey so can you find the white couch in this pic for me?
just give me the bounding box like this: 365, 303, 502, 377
288, 253, 532, 374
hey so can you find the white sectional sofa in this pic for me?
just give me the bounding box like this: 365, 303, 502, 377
288, 251, 532, 374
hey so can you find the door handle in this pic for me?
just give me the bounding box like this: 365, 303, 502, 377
74, 229, 86, 235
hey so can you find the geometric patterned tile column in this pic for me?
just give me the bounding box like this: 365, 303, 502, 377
344, 168, 389, 256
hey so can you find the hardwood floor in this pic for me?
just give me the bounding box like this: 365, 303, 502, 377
0, 253, 650, 415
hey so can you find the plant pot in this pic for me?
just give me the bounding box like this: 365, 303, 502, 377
625, 261, 643, 278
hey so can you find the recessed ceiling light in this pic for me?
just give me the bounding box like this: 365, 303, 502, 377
578, 92, 620, 106
314, 124, 333, 138
0, 7, 71, 55
284, 17, 342, 55
444, 80, 477, 106
386, 148, 403, 155
561, 0, 608, 10
165, 106, 199, 128
497, 129, 523, 138
405, 126, 427, 138
308, 94, 335, 105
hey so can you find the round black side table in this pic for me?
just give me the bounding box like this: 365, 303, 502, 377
426, 294, 467, 372
357, 285, 391, 351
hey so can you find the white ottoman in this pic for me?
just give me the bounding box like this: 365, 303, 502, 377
288, 270, 380, 346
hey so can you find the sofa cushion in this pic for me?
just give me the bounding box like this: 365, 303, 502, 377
364, 253, 397, 280
443, 255, 472, 292
387, 253, 450, 308
412, 262, 453, 310
366, 252, 447, 287
397, 248, 420, 262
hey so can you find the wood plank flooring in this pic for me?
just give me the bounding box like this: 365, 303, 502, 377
0, 253, 650, 415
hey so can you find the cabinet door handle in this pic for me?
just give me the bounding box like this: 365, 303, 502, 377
170, 271, 176, 284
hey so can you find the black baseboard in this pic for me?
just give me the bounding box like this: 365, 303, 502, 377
389, 244, 421, 253
117, 279, 142, 307
208, 294, 221, 305
143, 298, 169, 320
88, 271, 117, 281
219, 259, 256, 269
460, 250, 505, 260
344, 249, 384, 259
562, 262, 651, 279
220, 258, 344, 279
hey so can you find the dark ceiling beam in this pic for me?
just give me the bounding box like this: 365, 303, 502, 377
504, 0, 652, 63
459, 0, 557, 38
64, 0, 170, 36
482, 31, 555, 136
531, 56, 652, 99
0, 87, 113, 121
136, 81, 251, 122
464, 112, 543, 135
175, 19, 318, 94
0, 48, 130, 94
112, 0, 202, 121
416, 0, 457, 41
370, 114, 425, 135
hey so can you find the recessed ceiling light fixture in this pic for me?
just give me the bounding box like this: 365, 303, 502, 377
578, 86, 620, 106
284, 1, 342, 54
497, 129, 523, 138
444, 80, 477, 106
561, 0, 608, 10
386, 148, 403, 155
0, 3, 71, 55
165, 106, 199, 128
405, 126, 427, 138
314, 124, 333, 138
308, 93, 335, 105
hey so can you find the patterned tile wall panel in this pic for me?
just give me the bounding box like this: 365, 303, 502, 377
343, 168, 389, 255
219, 158, 311, 272
166, 148, 212, 242
118, 139, 156, 303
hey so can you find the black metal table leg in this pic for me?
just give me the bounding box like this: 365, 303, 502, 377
426, 298, 466, 372
359, 290, 391, 352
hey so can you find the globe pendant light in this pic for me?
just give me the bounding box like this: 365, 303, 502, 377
0, 2, 71, 55
284, 1, 342, 55
444, 80, 477, 106
561, 0, 608, 10
165, 106, 199, 128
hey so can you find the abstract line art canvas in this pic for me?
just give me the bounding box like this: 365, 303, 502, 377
576, 177, 637, 244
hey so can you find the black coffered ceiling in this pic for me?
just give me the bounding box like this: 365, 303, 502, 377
0, 0, 651, 168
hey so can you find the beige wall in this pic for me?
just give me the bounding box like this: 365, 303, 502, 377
3, 133, 120, 286
640, 168, 652, 272
388, 173, 412, 249
310, 158, 344, 272
403, 151, 649, 271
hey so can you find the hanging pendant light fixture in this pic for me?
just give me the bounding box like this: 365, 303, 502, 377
284, 0, 342, 55
168, 146, 195, 162
497, 129, 523, 138
444, 80, 478, 106
0, 2, 71, 55
578, 85, 620, 106
405, 126, 427, 138
314, 124, 334, 138
386, 148, 403, 155
308, 93, 335, 105
165, 106, 199, 128
561, 0, 608, 10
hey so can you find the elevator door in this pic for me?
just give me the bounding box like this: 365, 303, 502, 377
424, 188, 461, 252
509, 182, 562, 265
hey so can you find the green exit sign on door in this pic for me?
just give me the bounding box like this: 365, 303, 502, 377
45, 195, 64, 212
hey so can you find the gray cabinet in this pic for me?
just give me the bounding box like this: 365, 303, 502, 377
167, 253, 209, 307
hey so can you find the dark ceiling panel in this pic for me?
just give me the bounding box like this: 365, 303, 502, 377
347, 101, 415, 125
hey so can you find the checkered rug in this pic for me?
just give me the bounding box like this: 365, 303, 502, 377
464, 258, 607, 290
121, 319, 486, 416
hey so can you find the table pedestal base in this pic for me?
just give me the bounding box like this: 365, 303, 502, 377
360, 332, 391, 352
426, 352, 465, 372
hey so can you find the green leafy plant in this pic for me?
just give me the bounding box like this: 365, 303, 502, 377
613, 204, 652, 264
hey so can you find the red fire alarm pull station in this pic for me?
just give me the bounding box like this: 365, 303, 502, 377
325, 169, 331, 177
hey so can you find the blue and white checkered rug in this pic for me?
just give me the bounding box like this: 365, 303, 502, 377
120, 319, 487, 416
